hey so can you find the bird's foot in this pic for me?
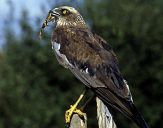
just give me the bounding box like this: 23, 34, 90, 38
65, 91, 86, 126
65, 105, 85, 126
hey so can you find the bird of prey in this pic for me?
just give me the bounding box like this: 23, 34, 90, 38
40, 6, 149, 128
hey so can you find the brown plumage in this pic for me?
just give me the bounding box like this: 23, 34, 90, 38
41, 6, 149, 128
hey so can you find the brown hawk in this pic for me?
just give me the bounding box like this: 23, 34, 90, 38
40, 6, 149, 128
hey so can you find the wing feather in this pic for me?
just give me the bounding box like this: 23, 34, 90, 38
52, 28, 131, 100
52, 26, 148, 128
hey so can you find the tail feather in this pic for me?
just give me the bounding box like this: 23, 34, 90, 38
128, 103, 149, 128
94, 88, 149, 128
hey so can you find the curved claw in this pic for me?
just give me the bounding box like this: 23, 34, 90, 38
65, 105, 74, 124
65, 106, 85, 126
65, 90, 86, 125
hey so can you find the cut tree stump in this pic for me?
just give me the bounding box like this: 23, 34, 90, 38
96, 98, 117, 128
70, 113, 87, 128
69, 98, 116, 128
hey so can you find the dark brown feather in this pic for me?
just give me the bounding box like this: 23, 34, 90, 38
51, 25, 148, 128
52, 27, 129, 98
40, 6, 149, 128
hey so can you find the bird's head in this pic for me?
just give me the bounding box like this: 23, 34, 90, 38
51, 6, 86, 27
39, 6, 87, 38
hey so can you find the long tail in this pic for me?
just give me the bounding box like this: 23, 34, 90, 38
94, 87, 149, 128
127, 102, 149, 128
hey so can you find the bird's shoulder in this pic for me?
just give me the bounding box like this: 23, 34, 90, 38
52, 28, 130, 97
53, 28, 132, 100
52, 27, 118, 66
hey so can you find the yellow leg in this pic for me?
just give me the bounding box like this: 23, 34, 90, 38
65, 90, 86, 125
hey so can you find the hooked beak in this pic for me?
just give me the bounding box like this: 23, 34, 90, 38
41, 9, 60, 29
39, 8, 60, 38
49, 9, 60, 18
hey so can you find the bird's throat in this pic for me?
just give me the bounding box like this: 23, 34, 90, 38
56, 19, 87, 29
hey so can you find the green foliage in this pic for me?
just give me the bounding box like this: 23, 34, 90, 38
0, 10, 83, 128
0, 0, 163, 128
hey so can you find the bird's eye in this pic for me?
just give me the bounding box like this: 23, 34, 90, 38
62, 9, 68, 15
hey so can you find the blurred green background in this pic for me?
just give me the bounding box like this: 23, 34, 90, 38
0, 0, 163, 128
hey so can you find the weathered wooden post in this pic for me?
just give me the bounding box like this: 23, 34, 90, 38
70, 98, 116, 128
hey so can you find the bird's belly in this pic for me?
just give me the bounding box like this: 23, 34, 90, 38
52, 41, 72, 68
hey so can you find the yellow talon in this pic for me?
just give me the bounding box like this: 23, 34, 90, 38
65, 107, 85, 125
65, 105, 77, 124
65, 90, 86, 125
74, 109, 85, 117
